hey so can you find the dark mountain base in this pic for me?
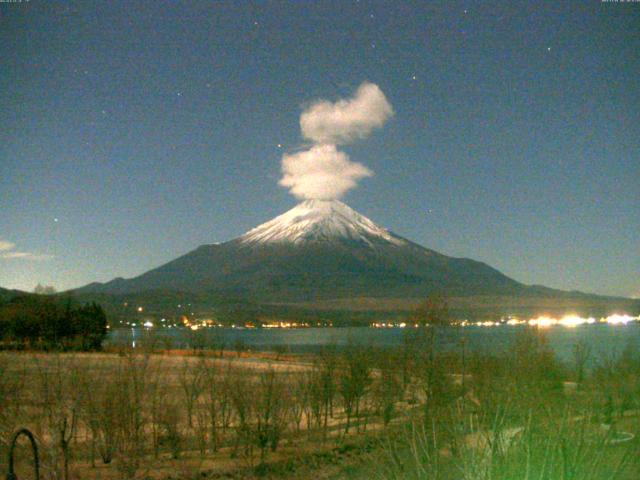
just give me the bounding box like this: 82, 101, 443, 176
71, 289, 640, 326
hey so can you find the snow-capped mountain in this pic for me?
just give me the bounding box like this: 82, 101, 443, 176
74, 200, 526, 301
240, 200, 405, 246
69, 200, 640, 319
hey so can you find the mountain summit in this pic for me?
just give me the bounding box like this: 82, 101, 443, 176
240, 200, 405, 246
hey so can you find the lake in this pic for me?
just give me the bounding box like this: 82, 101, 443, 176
107, 322, 640, 363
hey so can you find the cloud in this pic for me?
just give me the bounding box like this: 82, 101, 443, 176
0, 238, 53, 260
0, 251, 54, 260
300, 82, 394, 145
280, 82, 392, 200
0, 240, 15, 251
279, 145, 373, 200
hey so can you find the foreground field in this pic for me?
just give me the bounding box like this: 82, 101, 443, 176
1, 328, 639, 479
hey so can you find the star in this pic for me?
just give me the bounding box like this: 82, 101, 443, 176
411, 75, 417, 81
277, 144, 282, 148
464, 9, 468, 14
547, 47, 552, 52
54, 218, 59, 222
177, 92, 183, 96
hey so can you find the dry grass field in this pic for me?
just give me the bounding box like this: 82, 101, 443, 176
1, 328, 639, 479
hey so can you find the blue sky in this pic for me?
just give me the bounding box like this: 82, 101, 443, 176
1, 1, 638, 297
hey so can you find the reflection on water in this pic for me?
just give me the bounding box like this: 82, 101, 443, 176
107, 323, 640, 362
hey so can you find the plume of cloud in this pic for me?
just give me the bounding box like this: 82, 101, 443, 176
300, 82, 394, 145
279, 145, 373, 200
280, 81, 393, 200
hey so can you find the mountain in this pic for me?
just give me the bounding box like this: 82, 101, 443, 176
0, 287, 28, 303
72, 200, 639, 319
75, 200, 523, 299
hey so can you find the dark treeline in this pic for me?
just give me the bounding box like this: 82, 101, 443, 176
0, 294, 107, 350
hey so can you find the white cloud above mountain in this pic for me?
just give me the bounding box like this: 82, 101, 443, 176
300, 82, 394, 145
280, 82, 392, 200
279, 144, 373, 200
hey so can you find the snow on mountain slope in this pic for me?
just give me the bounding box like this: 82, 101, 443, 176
240, 199, 406, 246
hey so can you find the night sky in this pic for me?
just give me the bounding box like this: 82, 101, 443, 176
1, 1, 638, 297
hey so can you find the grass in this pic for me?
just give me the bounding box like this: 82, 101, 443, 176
372, 410, 639, 480
0, 327, 639, 479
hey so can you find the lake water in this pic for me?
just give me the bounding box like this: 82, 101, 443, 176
107, 323, 640, 363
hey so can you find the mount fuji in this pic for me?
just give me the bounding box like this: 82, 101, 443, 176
75, 200, 522, 299
73, 200, 637, 319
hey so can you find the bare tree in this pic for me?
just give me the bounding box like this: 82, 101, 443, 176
289, 372, 309, 432
374, 352, 402, 426
159, 399, 182, 459
113, 352, 152, 479
253, 369, 289, 464
228, 367, 255, 462
338, 344, 372, 434
178, 357, 206, 428
316, 350, 337, 439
